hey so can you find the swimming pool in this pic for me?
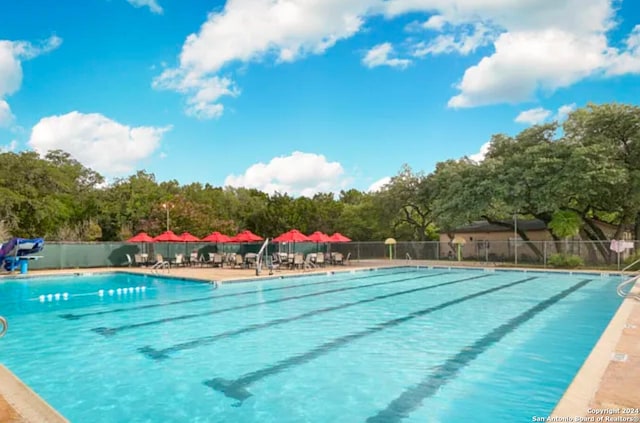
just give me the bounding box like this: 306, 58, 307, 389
0, 267, 623, 422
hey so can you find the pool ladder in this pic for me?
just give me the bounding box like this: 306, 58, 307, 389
0, 316, 7, 338
617, 275, 640, 301
150, 261, 170, 274
617, 258, 640, 301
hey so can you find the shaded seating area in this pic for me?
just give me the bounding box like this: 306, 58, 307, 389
124, 229, 353, 273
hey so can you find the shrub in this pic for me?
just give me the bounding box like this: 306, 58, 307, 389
549, 253, 584, 268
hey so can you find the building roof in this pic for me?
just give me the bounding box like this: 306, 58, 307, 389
450, 219, 547, 233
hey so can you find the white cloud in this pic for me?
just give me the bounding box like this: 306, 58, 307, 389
362, 43, 411, 68
368, 176, 391, 192
153, 72, 239, 119
0, 139, 17, 153
469, 141, 491, 162
0, 36, 62, 124
514, 103, 577, 125
555, 103, 577, 120
28, 111, 171, 175
156, 0, 640, 115
384, 0, 640, 108
0, 100, 14, 127
126, 0, 163, 14
607, 25, 640, 75
154, 0, 379, 118
412, 23, 494, 56
422, 15, 447, 30
514, 107, 551, 124
224, 151, 349, 197
448, 29, 610, 107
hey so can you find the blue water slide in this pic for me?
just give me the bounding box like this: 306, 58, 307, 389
0, 237, 45, 271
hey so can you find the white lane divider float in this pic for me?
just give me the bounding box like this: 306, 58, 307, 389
39, 292, 70, 302
99, 286, 147, 297
38, 286, 147, 302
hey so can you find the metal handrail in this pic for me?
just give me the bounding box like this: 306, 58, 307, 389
255, 238, 270, 276
150, 261, 170, 273
405, 253, 412, 262
617, 274, 640, 300
0, 316, 7, 338
621, 257, 640, 273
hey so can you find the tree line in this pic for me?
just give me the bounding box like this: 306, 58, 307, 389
0, 103, 638, 252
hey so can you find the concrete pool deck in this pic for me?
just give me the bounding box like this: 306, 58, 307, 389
1, 260, 638, 421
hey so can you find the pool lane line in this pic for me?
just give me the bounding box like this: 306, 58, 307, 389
365, 278, 592, 423
203, 275, 539, 404
139, 273, 492, 360
61, 269, 418, 320
92, 271, 457, 336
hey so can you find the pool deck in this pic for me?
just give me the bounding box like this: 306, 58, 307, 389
1, 260, 639, 421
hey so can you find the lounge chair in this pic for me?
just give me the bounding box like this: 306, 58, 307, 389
315, 253, 325, 267
133, 254, 141, 266
303, 254, 316, 272
233, 254, 244, 269
293, 253, 304, 270
212, 253, 224, 268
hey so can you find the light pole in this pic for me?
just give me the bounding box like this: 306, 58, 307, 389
162, 203, 173, 232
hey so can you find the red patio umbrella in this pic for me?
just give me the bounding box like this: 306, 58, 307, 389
152, 231, 181, 261
307, 231, 331, 242
127, 232, 155, 243
202, 231, 232, 243
274, 229, 311, 255
179, 232, 200, 242
177, 232, 200, 261
273, 229, 311, 243
230, 230, 264, 243
328, 232, 351, 264
153, 230, 182, 242
202, 231, 231, 256
126, 231, 155, 259
329, 232, 351, 242
307, 231, 331, 254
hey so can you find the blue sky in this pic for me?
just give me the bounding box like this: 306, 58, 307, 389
1, 0, 640, 196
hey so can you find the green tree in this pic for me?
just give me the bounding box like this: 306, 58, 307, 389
378, 164, 438, 241
548, 210, 582, 253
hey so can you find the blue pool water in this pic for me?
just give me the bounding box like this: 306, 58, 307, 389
0, 267, 623, 422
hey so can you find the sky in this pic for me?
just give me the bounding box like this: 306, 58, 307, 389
1, 0, 640, 197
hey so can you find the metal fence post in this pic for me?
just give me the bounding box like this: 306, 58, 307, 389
357, 242, 360, 261
543, 241, 547, 267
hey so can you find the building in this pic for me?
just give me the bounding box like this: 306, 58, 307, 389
438, 219, 633, 262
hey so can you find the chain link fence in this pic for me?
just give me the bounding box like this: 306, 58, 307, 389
18, 239, 640, 270
331, 240, 639, 269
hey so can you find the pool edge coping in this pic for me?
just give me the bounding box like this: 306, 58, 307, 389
0, 364, 68, 423
550, 276, 640, 418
